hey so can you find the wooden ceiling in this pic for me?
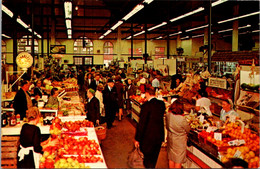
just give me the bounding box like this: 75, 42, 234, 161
2, 0, 260, 40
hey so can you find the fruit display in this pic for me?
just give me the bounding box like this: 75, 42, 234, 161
39, 146, 59, 168
54, 157, 88, 168
206, 87, 233, 100
194, 121, 259, 168
63, 120, 94, 133
130, 95, 147, 104
58, 135, 101, 156
39, 117, 106, 168
59, 103, 85, 116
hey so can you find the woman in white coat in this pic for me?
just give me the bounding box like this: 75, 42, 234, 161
95, 84, 105, 124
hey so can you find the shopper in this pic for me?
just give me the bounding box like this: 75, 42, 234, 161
220, 99, 239, 122
43, 74, 52, 86
90, 73, 103, 91
13, 80, 33, 121
125, 78, 136, 115
166, 99, 190, 168
86, 88, 100, 126
195, 91, 213, 116
114, 75, 124, 121
95, 84, 105, 124
139, 74, 146, 93
152, 75, 160, 91
17, 107, 59, 168
134, 86, 165, 168
46, 88, 59, 108
85, 73, 93, 90
33, 80, 44, 97
103, 78, 118, 129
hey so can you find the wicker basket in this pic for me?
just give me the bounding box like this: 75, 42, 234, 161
95, 126, 107, 141
1, 136, 19, 168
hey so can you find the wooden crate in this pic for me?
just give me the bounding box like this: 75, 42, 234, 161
1, 136, 19, 168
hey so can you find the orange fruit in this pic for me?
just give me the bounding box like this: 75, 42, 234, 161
249, 151, 255, 158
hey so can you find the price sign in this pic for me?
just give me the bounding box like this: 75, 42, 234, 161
233, 150, 242, 158
208, 77, 227, 89
214, 132, 222, 141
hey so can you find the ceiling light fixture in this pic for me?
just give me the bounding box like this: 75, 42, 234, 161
252, 30, 260, 33
64, 1, 72, 19
104, 30, 112, 36
212, 0, 229, 7
218, 11, 260, 24
181, 36, 189, 40
170, 7, 204, 22
186, 24, 208, 32
156, 36, 163, 40
143, 0, 154, 4
17, 18, 29, 29
99, 35, 104, 39
122, 4, 144, 21
67, 29, 72, 35
2, 34, 11, 38
2, 5, 14, 18
37, 34, 42, 39
66, 19, 72, 29
126, 36, 132, 39
169, 31, 182, 37
192, 34, 204, 38
68, 35, 72, 39
133, 30, 145, 37
111, 21, 124, 30
148, 22, 167, 31
218, 24, 251, 33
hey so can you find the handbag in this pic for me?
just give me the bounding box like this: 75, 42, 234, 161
127, 147, 145, 168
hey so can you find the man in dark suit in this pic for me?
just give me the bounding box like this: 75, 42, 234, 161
103, 78, 118, 129
13, 80, 33, 120
86, 89, 100, 126
134, 86, 166, 168
90, 74, 103, 91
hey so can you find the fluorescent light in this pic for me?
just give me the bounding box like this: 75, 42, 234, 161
148, 22, 167, 31
28, 28, 32, 32
192, 34, 204, 38
169, 31, 182, 36
111, 21, 123, 30
252, 30, 260, 33
218, 11, 260, 24
218, 24, 251, 33
104, 30, 112, 36
212, 0, 228, 7
143, 0, 153, 4
66, 19, 72, 29
186, 24, 208, 32
122, 4, 144, 21
64, 1, 72, 19
156, 36, 163, 39
126, 36, 132, 39
68, 35, 72, 39
99, 35, 104, 39
2, 34, 11, 38
170, 7, 204, 22
37, 34, 42, 38
67, 29, 72, 35
2, 5, 14, 18
133, 30, 145, 37
34, 31, 37, 35
17, 18, 29, 29
181, 36, 189, 40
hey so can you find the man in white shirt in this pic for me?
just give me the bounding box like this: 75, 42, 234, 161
152, 76, 160, 90
195, 91, 212, 116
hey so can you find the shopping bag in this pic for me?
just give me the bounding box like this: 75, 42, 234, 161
127, 147, 145, 168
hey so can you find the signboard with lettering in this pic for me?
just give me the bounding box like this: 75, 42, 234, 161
208, 77, 227, 89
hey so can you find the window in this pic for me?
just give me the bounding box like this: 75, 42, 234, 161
74, 57, 83, 65
2, 40, 6, 64
104, 41, 113, 67
155, 47, 165, 59
18, 35, 39, 53
74, 37, 93, 54
73, 56, 93, 66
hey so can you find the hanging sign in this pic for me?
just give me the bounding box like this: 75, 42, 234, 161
208, 77, 227, 89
